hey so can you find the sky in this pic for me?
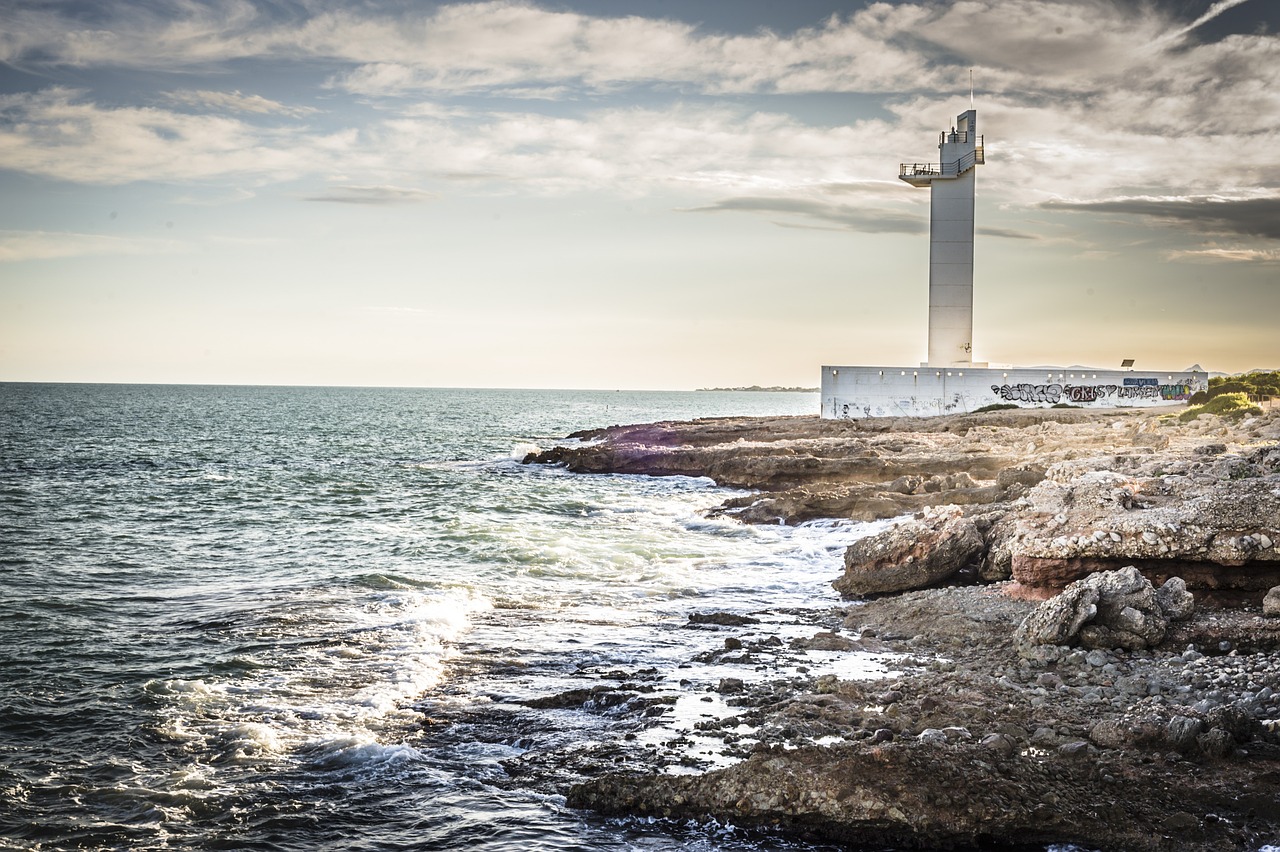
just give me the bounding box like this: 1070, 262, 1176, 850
1, 0, 1277, 390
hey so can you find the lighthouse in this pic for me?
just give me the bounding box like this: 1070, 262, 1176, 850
819, 108, 1206, 418
900, 109, 983, 367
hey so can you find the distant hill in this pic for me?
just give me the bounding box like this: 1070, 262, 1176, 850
696, 385, 819, 393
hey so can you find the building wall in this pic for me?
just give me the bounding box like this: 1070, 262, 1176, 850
820, 365, 1207, 419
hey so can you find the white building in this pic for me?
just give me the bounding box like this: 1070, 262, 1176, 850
821, 109, 1206, 418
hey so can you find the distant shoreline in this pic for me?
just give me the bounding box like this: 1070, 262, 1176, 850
696, 385, 818, 393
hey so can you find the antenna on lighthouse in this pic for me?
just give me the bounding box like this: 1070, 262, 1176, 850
969, 69, 974, 106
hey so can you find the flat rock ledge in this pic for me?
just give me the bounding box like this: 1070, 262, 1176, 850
523, 406, 1280, 850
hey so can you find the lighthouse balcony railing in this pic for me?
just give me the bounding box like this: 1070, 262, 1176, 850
899, 144, 984, 181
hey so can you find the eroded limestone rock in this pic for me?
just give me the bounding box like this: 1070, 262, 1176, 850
833, 509, 983, 597
1016, 566, 1193, 655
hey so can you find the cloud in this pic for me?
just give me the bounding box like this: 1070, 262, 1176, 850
305, 184, 436, 204
682, 196, 924, 234
977, 226, 1038, 240
685, 194, 1041, 239
1167, 246, 1280, 263
165, 89, 318, 117
1042, 195, 1280, 240
0, 229, 182, 262
1167, 0, 1260, 41
0, 0, 1228, 99
0, 0, 1276, 241
0, 88, 334, 184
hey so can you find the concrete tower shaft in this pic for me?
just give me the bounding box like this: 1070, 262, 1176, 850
899, 109, 984, 367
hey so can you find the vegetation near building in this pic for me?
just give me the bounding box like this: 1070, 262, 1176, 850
1178, 392, 1264, 423
1189, 370, 1280, 406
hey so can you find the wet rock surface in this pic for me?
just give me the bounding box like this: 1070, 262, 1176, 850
565, 586, 1280, 851
521, 406, 1280, 850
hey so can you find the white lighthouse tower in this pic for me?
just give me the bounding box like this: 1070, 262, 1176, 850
900, 109, 984, 367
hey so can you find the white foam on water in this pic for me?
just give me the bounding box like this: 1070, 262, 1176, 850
150, 586, 490, 787
299, 734, 425, 772
510, 441, 541, 460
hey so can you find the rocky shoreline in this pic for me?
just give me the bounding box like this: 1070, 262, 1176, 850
519, 406, 1280, 851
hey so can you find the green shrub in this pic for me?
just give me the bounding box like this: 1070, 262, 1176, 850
1204, 371, 1280, 402
1178, 392, 1263, 423
971, 403, 1020, 413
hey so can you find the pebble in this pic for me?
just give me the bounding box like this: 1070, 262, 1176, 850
918, 728, 948, 745
979, 733, 1015, 756
1086, 649, 1109, 668
1142, 531, 1160, 545
1058, 740, 1091, 758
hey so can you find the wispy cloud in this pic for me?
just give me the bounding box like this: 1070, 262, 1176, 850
682, 196, 924, 234
1168, 0, 1259, 41
305, 185, 436, 204
165, 89, 318, 117
0, 88, 337, 184
1167, 246, 1280, 263
0, 229, 182, 262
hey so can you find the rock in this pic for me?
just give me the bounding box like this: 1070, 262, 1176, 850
997, 466, 1046, 488
1161, 813, 1198, 833
1156, 577, 1195, 621
1197, 728, 1235, 758
688, 612, 760, 627
917, 728, 948, 745
717, 678, 745, 694
1265, 586, 1280, 618
834, 511, 984, 597
1058, 740, 1091, 758
1016, 566, 1172, 655
1165, 716, 1203, 752
792, 631, 859, 651
979, 733, 1016, 756
1013, 584, 1098, 651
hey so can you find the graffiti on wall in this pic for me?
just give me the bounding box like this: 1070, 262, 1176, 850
990, 381, 1198, 405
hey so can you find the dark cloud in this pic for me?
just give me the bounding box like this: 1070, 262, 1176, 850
1042, 195, 1280, 240
977, 226, 1038, 239
685, 195, 1040, 239
682, 196, 925, 234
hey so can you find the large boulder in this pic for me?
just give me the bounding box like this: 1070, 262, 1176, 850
1265, 586, 1280, 618
834, 509, 984, 597
1016, 566, 1194, 655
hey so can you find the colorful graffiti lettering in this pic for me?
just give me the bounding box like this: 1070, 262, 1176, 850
993, 382, 1200, 406
1063, 384, 1103, 403
990, 383, 1063, 403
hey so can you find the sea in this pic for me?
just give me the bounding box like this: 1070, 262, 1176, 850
2, 383, 905, 852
